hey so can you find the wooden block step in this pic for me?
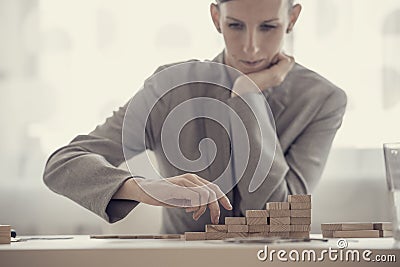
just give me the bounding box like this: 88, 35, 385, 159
290, 224, 311, 232
270, 224, 290, 232
269, 232, 290, 238
270, 217, 290, 225
289, 231, 310, 239
332, 230, 380, 238
248, 225, 270, 233
290, 202, 312, 210
225, 217, 246, 225
269, 209, 290, 217
322, 230, 334, 238
290, 209, 311, 218
205, 224, 228, 233
227, 232, 249, 238
373, 222, 392, 231
184, 232, 206, 241
266, 202, 290, 210
228, 225, 249, 233
290, 217, 311, 225
288, 195, 311, 203
206, 232, 227, 240
247, 217, 268, 225
249, 232, 270, 238
321, 223, 374, 231
0, 225, 11, 244
245, 210, 269, 218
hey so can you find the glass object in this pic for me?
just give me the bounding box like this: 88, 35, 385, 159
383, 143, 400, 240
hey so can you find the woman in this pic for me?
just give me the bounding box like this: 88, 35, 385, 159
43, 0, 347, 234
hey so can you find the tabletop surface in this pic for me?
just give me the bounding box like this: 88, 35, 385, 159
1, 234, 399, 251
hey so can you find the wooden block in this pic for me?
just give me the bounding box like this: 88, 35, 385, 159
246, 217, 268, 225
248, 225, 270, 233
379, 230, 393, 237
291, 217, 311, 225
322, 230, 334, 238
290, 224, 311, 232
205, 224, 228, 233
270, 217, 290, 225
0, 225, 11, 244
373, 222, 393, 231
249, 232, 270, 238
289, 232, 310, 239
225, 217, 246, 225
228, 225, 249, 233
184, 232, 206, 241
266, 202, 290, 210
205, 232, 227, 240
227, 232, 249, 238
288, 195, 311, 203
321, 223, 374, 231
333, 230, 380, 238
269, 209, 290, 217
269, 232, 290, 238
290, 209, 311, 218
290, 202, 312, 210
246, 210, 269, 217
270, 224, 290, 232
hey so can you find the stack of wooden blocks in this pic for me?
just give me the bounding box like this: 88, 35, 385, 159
184, 194, 312, 241
0, 225, 11, 244
321, 222, 393, 238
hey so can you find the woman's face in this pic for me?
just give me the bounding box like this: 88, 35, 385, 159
211, 0, 299, 74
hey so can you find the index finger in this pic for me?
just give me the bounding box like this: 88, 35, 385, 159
193, 176, 233, 211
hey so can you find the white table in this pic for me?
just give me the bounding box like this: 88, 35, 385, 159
1, 234, 399, 266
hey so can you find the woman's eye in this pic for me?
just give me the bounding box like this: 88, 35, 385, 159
228, 23, 243, 30
260, 25, 276, 31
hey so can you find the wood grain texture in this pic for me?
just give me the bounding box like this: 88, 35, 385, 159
269, 232, 290, 238
266, 202, 290, 210
226, 232, 249, 238
321, 223, 374, 231
248, 225, 270, 233
225, 217, 246, 225
290, 224, 311, 232
246, 217, 268, 225
205, 232, 227, 240
290, 217, 311, 225
205, 224, 228, 233
270, 217, 290, 225
227, 225, 249, 233
270, 224, 290, 232
288, 195, 311, 203
245, 210, 269, 217
184, 232, 206, 241
269, 209, 290, 217
290, 209, 311, 218
290, 202, 312, 210
289, 232, 310, 239
332, 230, 380, 238
321, 230, 334, 238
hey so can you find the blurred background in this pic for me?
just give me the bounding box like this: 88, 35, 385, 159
0, 0, 399, 235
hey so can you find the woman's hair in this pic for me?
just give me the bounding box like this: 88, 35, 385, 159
216, 0, 295, 10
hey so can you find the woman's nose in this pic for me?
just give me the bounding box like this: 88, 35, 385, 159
243, 31, 260, 55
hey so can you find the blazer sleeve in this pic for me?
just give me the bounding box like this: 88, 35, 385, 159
43, 69, 162, 223
226, 88, 347, 214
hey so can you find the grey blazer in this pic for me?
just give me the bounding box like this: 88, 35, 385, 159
43, 51, 347, 234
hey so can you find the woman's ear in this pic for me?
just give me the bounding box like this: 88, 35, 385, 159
287, 4, 302, 33
210, 3, 222, 33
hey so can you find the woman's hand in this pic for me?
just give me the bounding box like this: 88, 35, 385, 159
231, 53, 295, 98
127, 174, 232, 224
